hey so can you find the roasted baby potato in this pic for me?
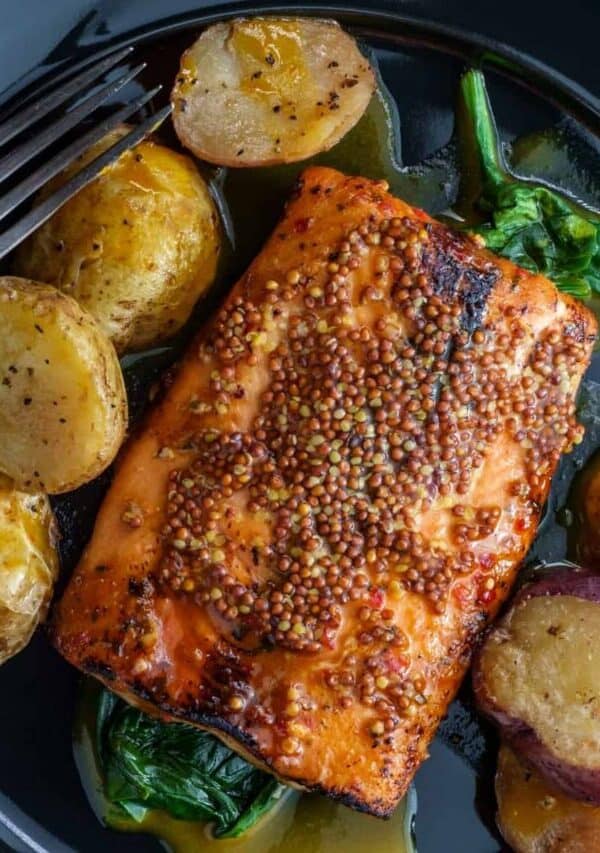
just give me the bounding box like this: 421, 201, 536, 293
14, 129, 220, 354
473, 566, 600, 804
496, 744, 600, 853
0, 474, 58, 665
172, 18, 375, 166
0, 276, 127, 494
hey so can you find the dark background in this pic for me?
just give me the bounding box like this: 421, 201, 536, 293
0, 2, 598, 852
2, 0, 600, 99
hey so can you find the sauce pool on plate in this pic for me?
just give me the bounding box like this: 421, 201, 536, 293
73, 680, 417, 853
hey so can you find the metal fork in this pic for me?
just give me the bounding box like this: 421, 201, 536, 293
0, 46, 172, 260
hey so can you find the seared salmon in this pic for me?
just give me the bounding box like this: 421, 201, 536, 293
53, 167, 596, 816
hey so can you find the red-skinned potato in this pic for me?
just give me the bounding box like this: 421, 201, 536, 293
473, 566, 600, 804
496, 744, 600, 853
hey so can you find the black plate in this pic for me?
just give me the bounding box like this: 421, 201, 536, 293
1, 3, 599, 852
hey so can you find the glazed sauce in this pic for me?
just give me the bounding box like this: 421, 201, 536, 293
232, 20, 309, 100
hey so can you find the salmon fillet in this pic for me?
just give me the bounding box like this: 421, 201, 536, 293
52, 167, 596, 816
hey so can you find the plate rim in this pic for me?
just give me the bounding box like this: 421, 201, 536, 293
0, 3, 598, 852
1, 2, 599, 137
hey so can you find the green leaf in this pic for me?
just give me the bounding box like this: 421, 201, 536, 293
94, 688, 287, 837
456, 69, 600, 300
219, 778, 286, 839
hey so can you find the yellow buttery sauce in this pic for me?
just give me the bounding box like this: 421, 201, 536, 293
115, 792, 416, 853
73, 683, 416, 853
232, 19, 309, 100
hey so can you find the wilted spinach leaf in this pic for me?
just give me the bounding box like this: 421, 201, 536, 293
95, 687, 286, 837
457, 69, 600, 301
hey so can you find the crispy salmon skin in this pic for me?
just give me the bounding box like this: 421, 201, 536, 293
53, 167, 596, 816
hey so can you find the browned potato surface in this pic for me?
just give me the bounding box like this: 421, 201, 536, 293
0, 474, 58, 664
0, 276, 127, 494
496, 744, 600, 853
172, 18, 375, 166
14, 130, 220, 354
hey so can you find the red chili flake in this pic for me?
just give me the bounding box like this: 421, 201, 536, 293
478, 589, 496, 605
369, 589, 384, 608
479, 553, 494, 570
453, 584, 471, 606
294, 217, 313, 233
384, 652, 409, 673
516, 268, 536, 283
274, 720, 288, 736
379, 202, 396, 218
514, 517, 527, 533
323, 630, 336, 649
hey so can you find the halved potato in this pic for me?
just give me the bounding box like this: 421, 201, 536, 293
496, 744, 600, 853
14, 129, 221, 354
473, 567, 600, 804
0, 473, 58, 664
0, 276, 127, 494
172, 18, 375, 166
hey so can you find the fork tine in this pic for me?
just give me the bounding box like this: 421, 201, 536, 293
0, 11, 105, 116
0, 46, 134, 148
0, 62, 147, 184
0, 86, 163, 223
0, 104, 172, 260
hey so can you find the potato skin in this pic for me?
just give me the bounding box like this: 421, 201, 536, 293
0, 276, 127, 494
0, 473, 58, 664
14, 129, 220, 354
474, 567, 600, 804
507, 567, 600, 603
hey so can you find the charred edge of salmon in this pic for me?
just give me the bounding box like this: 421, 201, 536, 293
423, 223, 500, 334
81, 655, 403, 817
56, 480, 567, 818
